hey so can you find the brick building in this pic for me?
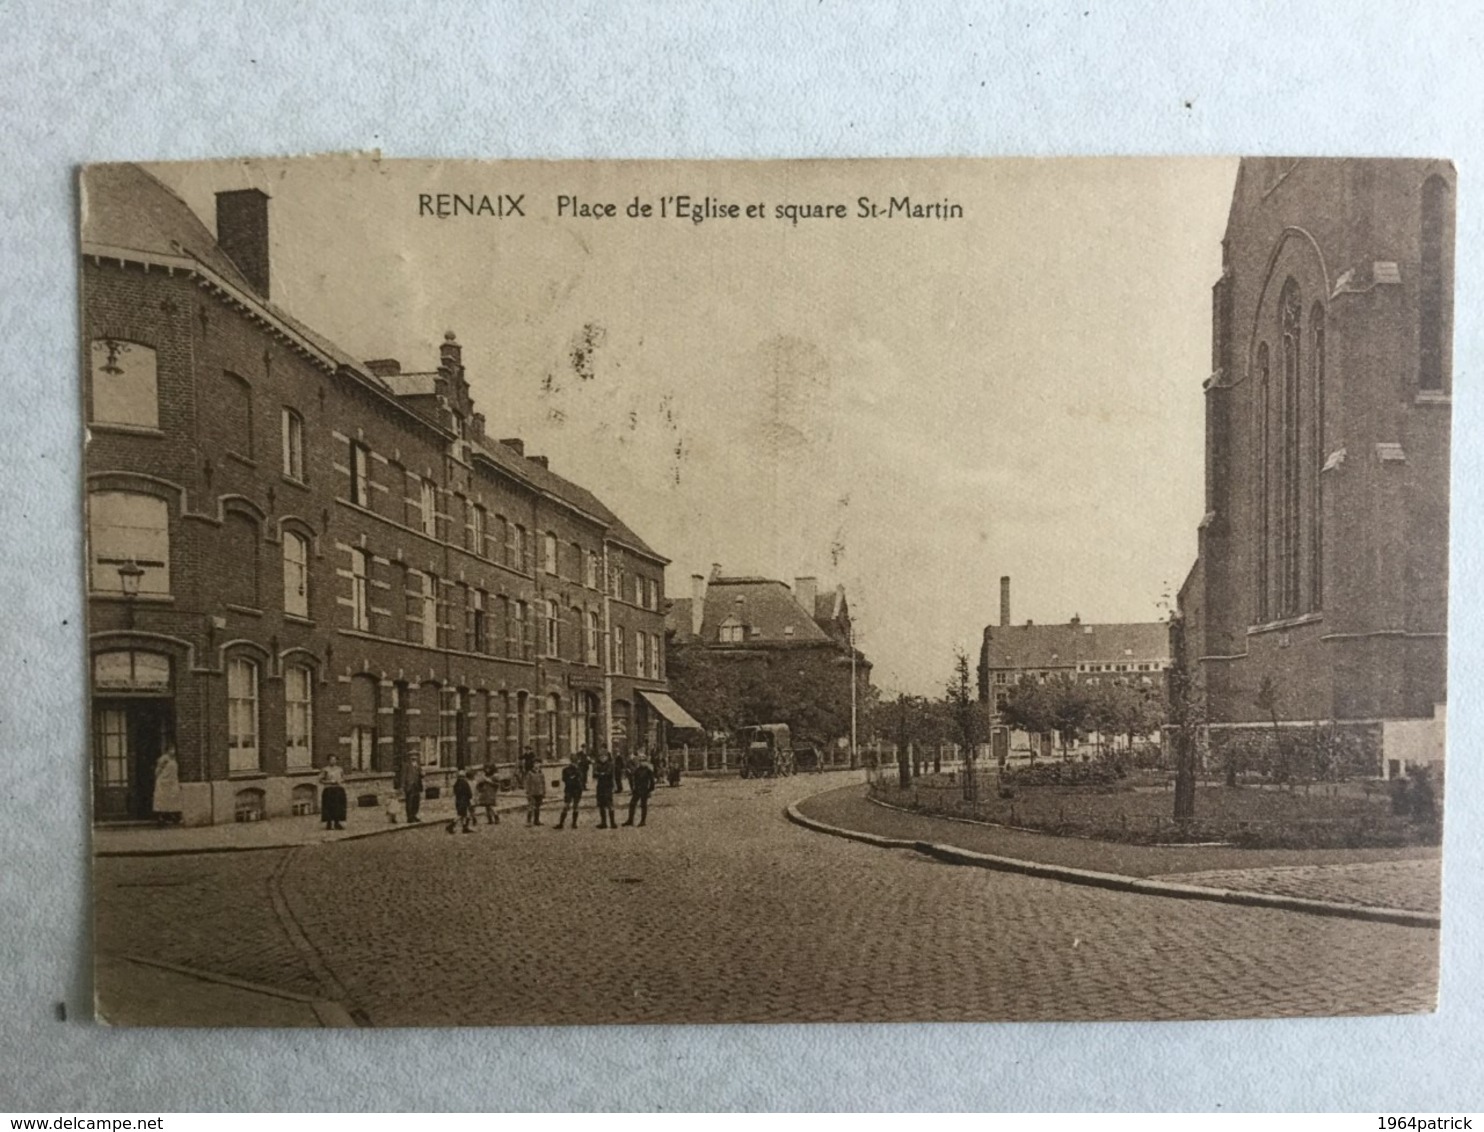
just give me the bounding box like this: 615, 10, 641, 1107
978, 579, 1170, 712
84, 164, 682, 825
665, 569, 871, 749
1177, 158, 1452, 776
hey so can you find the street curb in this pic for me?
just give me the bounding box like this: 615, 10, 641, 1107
93, 800, 527, 858
104, 952, 358, 1027
784, 801, 1441, 930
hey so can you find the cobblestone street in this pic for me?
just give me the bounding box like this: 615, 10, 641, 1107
94, 773, 1439, 1026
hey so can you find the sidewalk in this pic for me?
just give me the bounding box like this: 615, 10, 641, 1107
93, 795, 524, 856
794, 784, 1441, 922
94, 953, 355, 1027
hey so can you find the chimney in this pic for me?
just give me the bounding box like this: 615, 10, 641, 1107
794, 575, 818, 614
499, 438, 525, 456
470, 412, 485, 441
690, 573, 706, 636
529, 455, 549, 469
215, 188, 271, 299
1000, 576, 1011, 627
1070, 613, 1081, 626
365, 359, 402, 378
709, 562, 723, 582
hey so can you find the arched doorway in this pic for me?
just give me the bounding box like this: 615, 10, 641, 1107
92, 648, 175, 820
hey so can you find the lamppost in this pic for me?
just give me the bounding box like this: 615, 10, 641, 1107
117, 559, 144, 628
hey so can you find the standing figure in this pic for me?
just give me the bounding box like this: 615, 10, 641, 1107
450, 769, 475, 834
592, 748, 618, 829
318, 755, 347, 831
624, 752, 656, 827
577, 747, 592, 791
151, 744, 183, 826
400, 753, 424, 824
613, 751, 627, 794
475, 763, 500, 824
402, 754, 423, 823
523, 750, 546, 826
556, 752, 584, 829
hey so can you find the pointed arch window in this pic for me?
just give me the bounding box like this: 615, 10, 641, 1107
1254, 342, 1271, 624
1310, 304, 1326, 611
1279, 279, 1303, 619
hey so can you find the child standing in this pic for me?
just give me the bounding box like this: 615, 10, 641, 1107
475, 764, 500, 824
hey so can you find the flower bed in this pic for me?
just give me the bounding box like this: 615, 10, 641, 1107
871, 774, 1441, 849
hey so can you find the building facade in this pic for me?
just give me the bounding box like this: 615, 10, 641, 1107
976, 576, 1170, 748
665, 569, 872, 749
1177, 158, 1452, 776
84, 164, 678, 825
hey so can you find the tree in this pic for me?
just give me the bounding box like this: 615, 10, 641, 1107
1001, 676, 1054, 758
946, 651, 992, 801
1167, 610, 1204, 820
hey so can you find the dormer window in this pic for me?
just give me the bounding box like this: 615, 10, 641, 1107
719, 616, 744, 643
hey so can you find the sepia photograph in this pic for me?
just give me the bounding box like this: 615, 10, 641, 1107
83, 155, 1450, 1028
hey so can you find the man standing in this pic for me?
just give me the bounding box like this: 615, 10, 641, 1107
402, 754, 423, 823
556, 752, 584, 829
593, 748, 618, 830
623, 752, 656, 827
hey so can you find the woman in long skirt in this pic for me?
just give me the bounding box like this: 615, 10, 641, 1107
319, 755, 347, 830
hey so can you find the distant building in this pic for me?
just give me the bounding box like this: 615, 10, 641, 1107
977, 577, 1170, 714
665, 568, 871, 747
1177, 158, 1452, 778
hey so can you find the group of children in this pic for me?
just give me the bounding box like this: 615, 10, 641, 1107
446, 748, 676, 834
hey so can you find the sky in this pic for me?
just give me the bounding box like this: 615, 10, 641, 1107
150, 157, 1238, 695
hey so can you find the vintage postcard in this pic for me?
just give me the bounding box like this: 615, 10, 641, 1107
84, 156, 1449, 1026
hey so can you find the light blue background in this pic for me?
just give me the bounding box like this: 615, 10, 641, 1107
1, 0, 1480, 1112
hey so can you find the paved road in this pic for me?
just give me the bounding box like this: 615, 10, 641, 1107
94, 773, 1438, 1026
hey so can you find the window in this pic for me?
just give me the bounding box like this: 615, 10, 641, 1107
636, 631, 647, 678
350, 726, 375, 772
95, 708, 128, 787
613, 625, 626, 674
281, 409, 304, 480
587, 611, 601, 665
349, 548, 370, 631
439, 687, 459, 768
223, 372, 254, 458
1311, 305, 1326, 612
90, 340, 158, 428
1255, 342, 1271, 623
545, 599, 559, 657
349, 441, 371, 506
285, 664, 313, 769
223, 511, 261, 610
283, 531, 310, 618
544, 532, 559, 575
515, 600, 529, 659
585, 550, 599, 589
719, 618, 743, 643
227, 657, 260, 773
472, 589, 488, 653
499, 594, 513, 657
513, 525, 528, 572
471, 505, 486, 555
544, 694, 560, 758
419, 478, 437, 537
89, 492, 169, 595
421, 572, 439, 648
1279, 280, 1302, 619
1420, 175, 1452, 393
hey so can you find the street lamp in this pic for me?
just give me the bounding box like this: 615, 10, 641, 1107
117, 559, 144, 628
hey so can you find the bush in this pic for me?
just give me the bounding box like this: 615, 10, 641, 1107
1002, 759, 1122, 790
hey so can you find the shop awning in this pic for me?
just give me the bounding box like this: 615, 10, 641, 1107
638, 690, 704, 731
